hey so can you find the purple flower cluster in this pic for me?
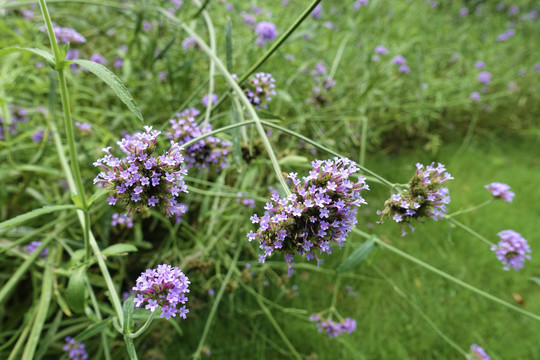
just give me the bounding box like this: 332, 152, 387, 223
75, 121, 91, 135
201, 93, 218, 107
477, 71, 492, 85
470, 344, 491, 360
41, 25, 86, 44
392, 55, 410, 74
307, 61, 336, 107
242, 72, 277, 109
63, 337, 88, 360
497, 28, 515, 42
111, 213, 134, 228
254, 21, 277, 46
491, 230, 531, 271
167, 108, 231, 172
24, 241, 49, 258
247, 157, 369, 274
0, 105, 28, 140
132, 264, 190, 319
89, 53, 107, 64
93, 126, 189, 221
377, 162, 453, 235
309, 314, 357, 338
485, 182, 515, 202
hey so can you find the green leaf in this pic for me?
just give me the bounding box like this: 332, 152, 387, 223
0, 46, 54, 65
71, 194, 83, 208
75, 318, 112, 342
102, 244, 138, 256
230, 99, 243, 167
278, 155, 308, 167
531, 277, 540, 288
87, 189, 108, 208
337, 236, 376, 273
69, 59, 143, 122
65, 266, 88, 314
123, 295, 135, 333
0, 205, 78, 232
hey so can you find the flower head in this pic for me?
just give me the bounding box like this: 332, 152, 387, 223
24, 241, 49, 258
477, 71, 492, 85
63, 337, 88, 360
254, 21, 277, 46
470, 92, 481, 102
242, 72, 277, 109
374, 45, 388, 55
93, 126, 189, 222
90, 53, 107, 64
167, 108, 231, 172
377, 162, 453, 235
132, 264, 190, 319
310, 315, 357, 338
46, 25, 86, 43
491, 230, 531, 271
485, 182, 514, 202
470, 344, 491, 360
201, 93, 218, 107
247, 157, 369, 274
111, 213, 134, 228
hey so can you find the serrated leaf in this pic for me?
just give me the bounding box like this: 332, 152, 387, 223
0, 46, 54, 65
69, 59, 143, 122
75, 318, 112, 342
102, 244, 138, 256
337, 236, 375, 273
66, 266, 88, 314
0, 205, 78, 232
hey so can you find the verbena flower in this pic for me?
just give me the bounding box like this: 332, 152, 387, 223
475, 61, 485, 69
167, 108, 231, 172
132, 264, 190, 319
201, 93, 218, 107
63, 337, 88, 360
111, 213, 134, 228
93, 126, 189, 222
484, 182, 514, 202
354, 0, 368, 10
309, 314, 357, 338
24, 241, 49, 258
311, 4, 322, 19
374, 45, 388, 55
241, 12, 256, 26
470, 92, 481, 102
491, 230, 531, 271
247, 157, 369, 275
377, 162, 453, 236
242, 72, 277, 109
89, 53, 107, 64
459, 8, 468, 16
41, 25, 86, 44
237, 192, 256, 208
75, 122, 91, 135
392, 55, 406, 65
254, 21, 277, 46
469, 344, 491, 360
477, 71, 492, 85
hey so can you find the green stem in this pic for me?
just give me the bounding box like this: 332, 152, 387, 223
259, 120, 394, 188
201, 8, 216, 126
445, 218, 495, 247
193, 243, 243, 359
445, 199, 494, 219
39, 0, 124, 327
126, 312, 155, 338
371, 265, 468, 357
365, 233, 540, 322
359, 114, 368, 167
180, 24, 291, 195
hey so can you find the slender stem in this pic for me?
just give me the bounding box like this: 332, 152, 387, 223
359, 115, 368, 167
371, 265, 468, 357
193, 244, 243, 359
37, 0, 61, 61
445, 199, 494, 219
255, 293, 302, 360
201, 9, 216, 126
127, 312, 155, 338
259, 120, 394, 188
366, 233, 540, 322
180, 24, 291, 195
445, 218, 495, 246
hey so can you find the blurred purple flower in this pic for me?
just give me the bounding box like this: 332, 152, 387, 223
392, 55, 406, 65
254, 21, 277, 46
477, 71, 492, 85
374, 45, 388, 55
491, 230, 531, 271
470, 344, 491, 360
485, 182, 514, 202
201, 93, 218, 107
474, 61, 485, 69
470, 92, 481, 102
311, 4, 322, 19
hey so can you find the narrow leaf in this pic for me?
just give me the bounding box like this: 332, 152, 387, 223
337, 236, 376, 273
0, 46, 54, 64
531, 277, 540, 288
102, 244, 138, 256
75, 319, 112, 342
69, 59, 143, 122
123, 295, 135, 333
0, 205, 78, 232
65, 266, 88, 314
